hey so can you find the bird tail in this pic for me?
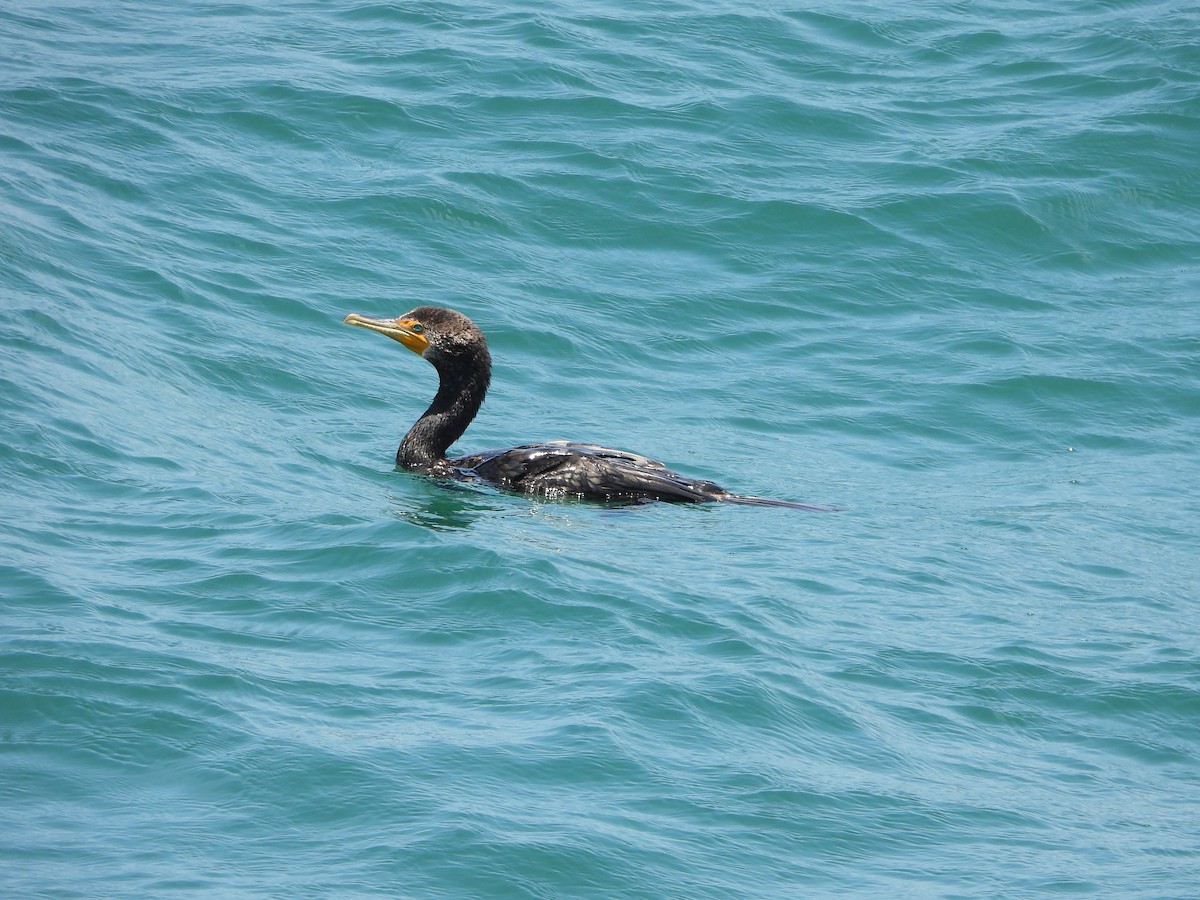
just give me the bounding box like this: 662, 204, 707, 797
723, 495, 839, 511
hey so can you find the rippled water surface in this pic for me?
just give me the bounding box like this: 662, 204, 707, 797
3, 1, 1199, 896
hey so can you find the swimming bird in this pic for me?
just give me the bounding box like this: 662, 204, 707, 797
344, 306, 824, 508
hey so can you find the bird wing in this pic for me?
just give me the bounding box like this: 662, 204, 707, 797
451, 441, 727, 503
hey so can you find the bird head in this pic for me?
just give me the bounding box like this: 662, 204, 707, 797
343, 306, 490, 369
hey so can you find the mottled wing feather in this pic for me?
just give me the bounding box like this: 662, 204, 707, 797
450, 441, 729, 503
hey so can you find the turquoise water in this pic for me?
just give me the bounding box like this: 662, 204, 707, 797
3, 0, 1199, 895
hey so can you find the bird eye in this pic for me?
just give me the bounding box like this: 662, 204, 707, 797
411, 323, 424, 334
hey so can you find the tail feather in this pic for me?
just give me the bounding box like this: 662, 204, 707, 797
723, 495, 839, 511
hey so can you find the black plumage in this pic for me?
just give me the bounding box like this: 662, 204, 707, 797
343, 306, 823, 508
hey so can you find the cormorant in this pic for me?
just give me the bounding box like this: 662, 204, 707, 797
344, 306, 824, 509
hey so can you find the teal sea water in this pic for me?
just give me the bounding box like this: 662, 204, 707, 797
3, 1, 1199, 895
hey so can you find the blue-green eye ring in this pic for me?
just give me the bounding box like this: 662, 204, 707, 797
411, 322, 424, 334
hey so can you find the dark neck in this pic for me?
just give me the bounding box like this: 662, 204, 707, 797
397, 348, 490, 471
